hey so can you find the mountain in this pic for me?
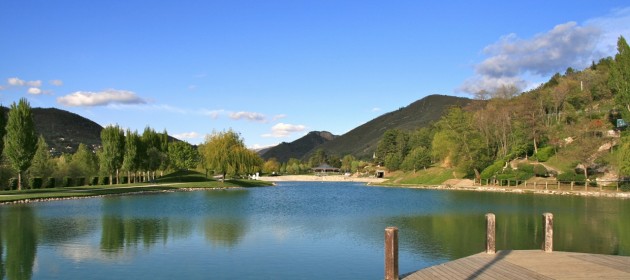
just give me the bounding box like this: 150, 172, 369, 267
260, 131, 337, 162
5, 107, 105, 156
306, 94, 472, 159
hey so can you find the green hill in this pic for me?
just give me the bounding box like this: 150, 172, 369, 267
2, 107, 104, 156
308, 94, 472, 159
260, 131, 337, 162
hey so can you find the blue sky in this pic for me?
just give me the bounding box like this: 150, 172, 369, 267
1, 1, 629, 149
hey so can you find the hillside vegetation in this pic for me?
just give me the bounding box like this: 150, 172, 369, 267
373, 36, 630, 185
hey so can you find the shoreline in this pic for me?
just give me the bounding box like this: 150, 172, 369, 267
258, 175, 388, 183
373, 182, 630, 199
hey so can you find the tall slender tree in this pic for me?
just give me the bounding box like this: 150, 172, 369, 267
29, 135, 55, 179
609, 36, 630, 114
99, 125, 125, 185
4, 98, 37, 190
122, 129, 140, 183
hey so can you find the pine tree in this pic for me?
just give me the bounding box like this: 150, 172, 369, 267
4, 98, 37, 190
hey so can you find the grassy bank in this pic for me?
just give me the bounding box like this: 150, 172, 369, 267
0, 170, 272, 204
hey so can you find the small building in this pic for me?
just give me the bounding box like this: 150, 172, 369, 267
312, 164, 340, 174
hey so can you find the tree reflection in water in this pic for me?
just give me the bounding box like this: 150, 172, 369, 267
1, 206, 37, 280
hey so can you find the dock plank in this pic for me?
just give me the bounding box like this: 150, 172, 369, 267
403, 250, 630, 280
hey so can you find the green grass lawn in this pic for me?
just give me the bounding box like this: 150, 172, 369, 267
0, 170, 272, 203
382, 167, 458, 185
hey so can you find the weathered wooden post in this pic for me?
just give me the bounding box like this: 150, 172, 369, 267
385, 227, 399, 280
557, 181, 560, 190
486, 213, 496, 254
545, 181, 548, 190
571, 181, 574, 190
543, 213, 553, 252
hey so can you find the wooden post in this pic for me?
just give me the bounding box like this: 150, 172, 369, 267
557, 181, 560, 190
571, 181, 574, 190
545, 181, 548, 190
486, 213, 496, 254
385, 227, 399, 280
534, 182, 537, 189
543, 213, 553, 252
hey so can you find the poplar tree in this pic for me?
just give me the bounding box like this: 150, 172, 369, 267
610, 36, 630, 114
29, 135, 54, 178
122, 129, 140, 183
4, 98, 37, 190
99, 125, 125, 185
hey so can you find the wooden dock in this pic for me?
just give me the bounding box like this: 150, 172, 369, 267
402, 250, 630, 279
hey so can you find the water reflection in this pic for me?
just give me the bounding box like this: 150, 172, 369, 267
2, 184, 630, 279
204, 218, 247, 247
1, 206, 37, 280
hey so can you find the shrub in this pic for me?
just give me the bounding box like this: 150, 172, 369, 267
63, 177, 73, 187
480, 160, 505, 179
76, 177, 86, 186
557, 172, 586, 184
535, 146, 555, 162
534, 164, 548, 177
30, 177, 44, 189
8, 178, 18, 190
121, 176, 128, 184
99, 176, 110, 185
91, 177, 99, 186
45, 178, 55, 188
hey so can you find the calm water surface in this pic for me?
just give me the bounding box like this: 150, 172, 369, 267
1, 182, 630, 279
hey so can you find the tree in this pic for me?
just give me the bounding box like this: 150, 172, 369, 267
29, 135, 55, 179
309, 149, 328, 167
168, 141, 198, 171
609, 36, 630, 115
4, 98, 37, 190
141, 127, 167, 181
263, 158, 281, 174
99, 125, 125, 185
401, 146, 432, 172
618, 137, 630, 178
70, 143, 99, 180
122, 129, 141, 183
200, 130, 262, 180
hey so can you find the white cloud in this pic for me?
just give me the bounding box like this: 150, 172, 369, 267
27, 87, 42, 95
173, 132, 201, 140
460, 21, 602, 94
586, 7, 630, 56
371, 107, 381, 112
262, 123, 306, 138
27, 80, 42, 87
57, 89, 147, 107
201, 109, 224, 119
50, 80, 64, 86
229, 111, 267, 122
272, 114, 287, 121
8, 77, 25, 86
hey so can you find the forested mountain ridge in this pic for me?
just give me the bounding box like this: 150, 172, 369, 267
307, 94, 472, 160
260, 131, 337, 162
2, 107, 103, 156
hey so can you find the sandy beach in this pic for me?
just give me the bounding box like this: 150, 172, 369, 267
258, 175, 388, 183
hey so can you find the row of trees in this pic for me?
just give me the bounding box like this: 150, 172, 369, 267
0, 98, 266, 189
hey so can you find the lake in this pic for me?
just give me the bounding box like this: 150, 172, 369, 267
1, 182, 630, 279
